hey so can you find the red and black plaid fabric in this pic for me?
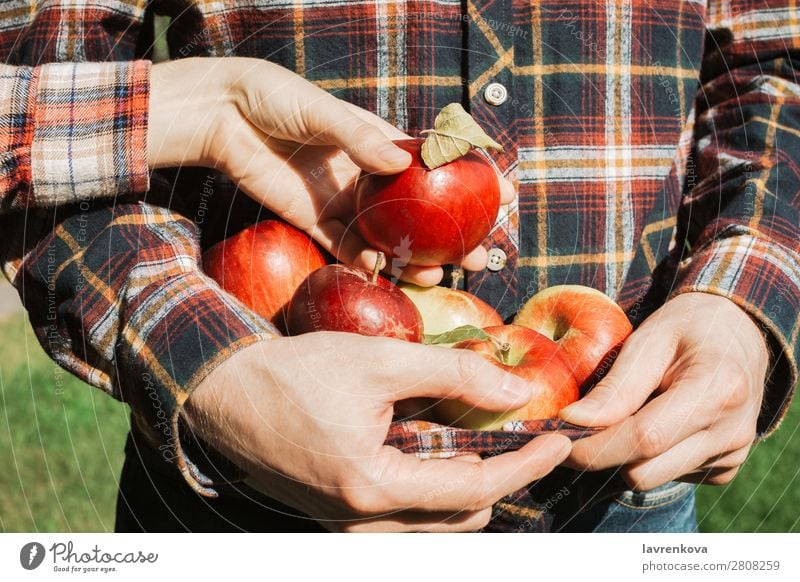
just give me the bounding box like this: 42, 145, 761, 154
0, 1, 798, 532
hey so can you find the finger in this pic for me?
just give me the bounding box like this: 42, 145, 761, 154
676, 451, 748, 486
677, 467, 740, 486
338, 507, 492, 532
695, 445, 752, 472
308, 218, 385, 272
620, 430, 751, 491
460, 246, 489, 272
375, 433, 571, 512
320, 103, 412, 175
343, 102, 411, 141
559, 322, 679, 427
567, 373, 718, 471
498, 172, 515, 205
394, 264, 445, 287
617, 430, 714, 491
388, 246, 488, 286
373, 339, 535, 408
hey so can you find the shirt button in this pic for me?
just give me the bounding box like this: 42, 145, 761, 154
486, 247, 507, 271
483, 82, 508, 106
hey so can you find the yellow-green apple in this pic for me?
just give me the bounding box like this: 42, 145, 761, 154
513, 285, 632, 389
433, 324, 579, 429
398, 282, 502, 336
286, 256, 424, 342
203, 220, 326, 329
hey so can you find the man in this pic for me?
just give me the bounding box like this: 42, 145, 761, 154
2, 1, 797, 532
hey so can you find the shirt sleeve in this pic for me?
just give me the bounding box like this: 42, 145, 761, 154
0, 61, 150, 212
17, 201, 278, 497
669, 0, 800, 438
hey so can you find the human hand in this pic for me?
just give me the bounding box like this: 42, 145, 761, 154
147, 57, 514, 285
182, 333, 571, 532
560, 293, 769, 490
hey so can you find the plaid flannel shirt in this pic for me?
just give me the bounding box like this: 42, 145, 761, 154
1, 0, 798, 531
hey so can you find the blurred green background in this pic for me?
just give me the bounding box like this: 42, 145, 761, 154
1, 305, 798, 532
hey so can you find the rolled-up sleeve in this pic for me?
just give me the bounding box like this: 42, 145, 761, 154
18, 201, 278, 497
669, 0, 800, 438
0, 61, 150, 211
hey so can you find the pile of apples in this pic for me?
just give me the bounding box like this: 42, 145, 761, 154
203, 137, 632, 429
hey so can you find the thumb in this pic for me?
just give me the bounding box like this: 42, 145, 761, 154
319, 102, 412, 175
559, 325, 678, 427
385, 343, 533, 412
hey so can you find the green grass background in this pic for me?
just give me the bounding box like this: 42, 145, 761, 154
1, 312, 798, 532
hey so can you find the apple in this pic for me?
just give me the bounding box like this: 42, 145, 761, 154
203, 220, 326, 329
355, 138, 500, 266
398, 281, 503, 337
433, 325, 579, 429
513, 285, 633, 389
285, 255, 424, 342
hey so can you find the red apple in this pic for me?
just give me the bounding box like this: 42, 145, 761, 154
398, 282, 503, 336
355, 138, 500, 266
285, 259, 424, 342
433, 325, 579, 429
202, 220, 326, 329
514, 285, 633, 389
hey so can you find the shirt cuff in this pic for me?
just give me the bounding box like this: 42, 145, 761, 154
668, 228, 799, 438
28, 61, 150, 205
117, 268, 278, 498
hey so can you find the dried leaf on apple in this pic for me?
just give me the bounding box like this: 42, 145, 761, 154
424, 324, 490, 345
421, 103, 503, 169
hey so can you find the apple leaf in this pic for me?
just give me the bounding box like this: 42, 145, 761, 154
421, 103, 504, 169
424, 325, 491, 345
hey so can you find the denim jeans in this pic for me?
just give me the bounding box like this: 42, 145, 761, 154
115, 430, 698, 533
552, 480, 698, 532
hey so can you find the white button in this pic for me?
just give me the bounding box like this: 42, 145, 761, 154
487, 247, 507, 271
483, 82, 508, 106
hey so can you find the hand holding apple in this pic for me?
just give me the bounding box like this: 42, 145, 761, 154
562, 293, 768, 491
356, 138, 501, 267
149, 57, 411, 276
183, 332, 572, 531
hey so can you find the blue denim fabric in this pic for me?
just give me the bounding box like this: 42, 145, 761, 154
554, 481, 698, 532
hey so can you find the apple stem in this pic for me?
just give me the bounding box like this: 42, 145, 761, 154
371, 252, 384, 285
487, 335, 511, 362
450, 268, 463, 290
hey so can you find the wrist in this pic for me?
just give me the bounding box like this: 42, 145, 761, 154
181, 338, 282, 469
147, 57, 241, 169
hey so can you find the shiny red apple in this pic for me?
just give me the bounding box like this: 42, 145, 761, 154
355, 138, 500, 266
202, 220, 326, 329
433, 325, 579, 429
514, 285, 633, 389
285, 260, 424, 342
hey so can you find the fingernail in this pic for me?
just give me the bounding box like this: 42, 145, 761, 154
378, 144, 411, 167
560, 399, 601, 420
